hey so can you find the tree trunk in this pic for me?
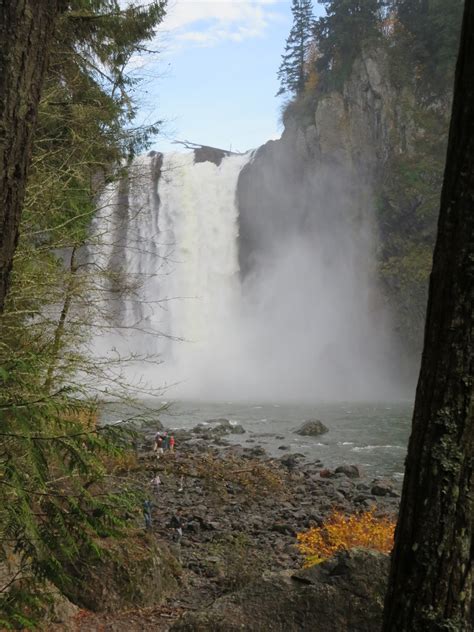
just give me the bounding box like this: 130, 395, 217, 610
0, 0, 61, 311
383, 2, 474, 630
44, 247, 78, 393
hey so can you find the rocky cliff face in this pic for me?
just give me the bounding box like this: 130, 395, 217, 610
238, 47, 447, 364
238, 48, 406, 274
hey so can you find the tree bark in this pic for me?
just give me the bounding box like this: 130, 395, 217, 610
0, 0, 61, 311
383, 2, 474, 630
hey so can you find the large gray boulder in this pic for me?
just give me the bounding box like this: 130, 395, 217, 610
61, 534, 180, 613
171, 548, 389, 631
192, 419, 246, 439
335, 464, 360, 479
295, 419, 328, 436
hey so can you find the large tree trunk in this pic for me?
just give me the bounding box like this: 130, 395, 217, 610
383, 2, 474, 630
0, 1, 61, 311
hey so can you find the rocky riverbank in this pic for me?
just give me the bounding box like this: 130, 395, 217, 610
55, 419, 401, 631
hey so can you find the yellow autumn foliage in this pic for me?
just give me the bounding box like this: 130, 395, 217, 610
297, 510, 395, 567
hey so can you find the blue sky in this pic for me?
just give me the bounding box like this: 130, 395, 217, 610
131, 1, 324, 153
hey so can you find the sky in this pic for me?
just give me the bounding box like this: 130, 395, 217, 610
132, 0, 323, 153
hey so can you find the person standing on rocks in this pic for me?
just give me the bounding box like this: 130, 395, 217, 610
150, 472, 161, 496
170, 509, 184, 543
153, 432, 164, 457
169, 434, 175, 452
162, 432, 170, 451
143, 499, 153, 530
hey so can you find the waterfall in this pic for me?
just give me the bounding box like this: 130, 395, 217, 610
88, 149, 399, 402
88, 151, 250, 390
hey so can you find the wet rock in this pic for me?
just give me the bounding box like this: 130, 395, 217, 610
319, 468, 335, 478
228, 424, 245, 435
306, 511, 324, 526
271, 523, 296, 536
191, 420, 245, 439
279, 453, 305, 470
245, 446, 266, 458
294, 419, 328, 436
371, 482, 399, 497
172, 429, 193, 442
335, 465, 360, 479
354, 493, 376, 503
187, 520, 201, 534
206, 521, 221, 531
336, 485, 354, 499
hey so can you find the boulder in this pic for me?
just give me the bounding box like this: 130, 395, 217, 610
371, 481, 399, 497
271, 523, 297, 536
43, 583, 79, 626
171, 548, 389, 631
172, 429, 193, 442
294, 420, 328, 436
335, 464, 360, 479
319, 468, 335, 478
280, 453, 305, 470
61, 533, 181, 613
245, 446, 266, 458
192, 420, 245, 439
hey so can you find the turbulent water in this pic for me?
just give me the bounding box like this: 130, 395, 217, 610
100, 398, 411, 479
158, 400, 412, 478
88, 149, 402, 402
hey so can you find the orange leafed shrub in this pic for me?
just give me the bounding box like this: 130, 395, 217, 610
297, 510, 395, 567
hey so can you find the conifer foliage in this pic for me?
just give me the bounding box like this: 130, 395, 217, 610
392, 0, 464, 90
277, 0, 315, 96
0, 1, 166, 626
315, 0, 383, 83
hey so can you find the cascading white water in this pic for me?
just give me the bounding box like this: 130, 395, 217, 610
88, 151, 250, 389
156, 153, 248, 360
88, 149, 400, 402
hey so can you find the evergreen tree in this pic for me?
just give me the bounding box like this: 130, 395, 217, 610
315, 0, 383, 83
391, 0, 464, 91
277, 0, 315, 96
0, 1, 167, 625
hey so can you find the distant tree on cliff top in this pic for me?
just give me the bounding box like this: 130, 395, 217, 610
391, 0, 464, 91
277, 0, 315, 96
314, 0, 383, 84
383, 1, 474, 629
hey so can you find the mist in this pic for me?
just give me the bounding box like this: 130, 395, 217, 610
89, 149, 407, 403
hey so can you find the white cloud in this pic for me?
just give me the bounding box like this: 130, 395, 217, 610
160, 0, 282, 49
